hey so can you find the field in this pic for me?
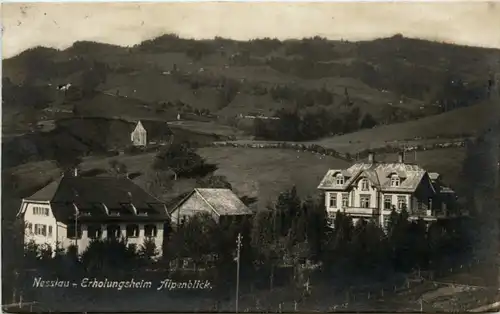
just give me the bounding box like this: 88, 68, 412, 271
168, 120, 250, 140
73, 92, 177, 121
80, 147, 350, 208
197, 147, 349, 207
308, 101, 497, 153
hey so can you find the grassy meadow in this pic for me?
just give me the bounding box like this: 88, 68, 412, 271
307, 101, 496, 153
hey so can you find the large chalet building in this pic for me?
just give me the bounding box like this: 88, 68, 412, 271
318, 152, 461, 229
17, 174, 169, 255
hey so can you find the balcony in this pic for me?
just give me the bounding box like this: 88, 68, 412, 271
409, 208, 462, 220
343, 207, 380, 216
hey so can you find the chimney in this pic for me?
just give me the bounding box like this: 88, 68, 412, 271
398, 151, 405, 163
368, 152, 375, 163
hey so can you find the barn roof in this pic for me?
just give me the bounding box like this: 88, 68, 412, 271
171, 188, 253, 217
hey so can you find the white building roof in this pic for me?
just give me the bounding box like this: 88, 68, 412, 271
318, 161, 434, 193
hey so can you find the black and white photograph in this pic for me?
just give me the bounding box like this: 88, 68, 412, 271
1, 1, 500, 312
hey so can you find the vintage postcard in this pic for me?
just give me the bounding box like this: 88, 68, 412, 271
2, 1, 500, 312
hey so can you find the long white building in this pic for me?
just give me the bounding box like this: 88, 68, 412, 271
17, 174, 169, 255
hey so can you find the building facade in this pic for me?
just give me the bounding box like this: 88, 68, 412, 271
18, 175, 170, 256
318, 152, 460, 229
131, 121, 147, 146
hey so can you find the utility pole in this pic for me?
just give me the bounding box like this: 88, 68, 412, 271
236, 233, 242, 313
72, 202, 80, 254
74, 204, 79, 248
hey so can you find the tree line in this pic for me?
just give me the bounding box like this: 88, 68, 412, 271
253, 107, 379, 141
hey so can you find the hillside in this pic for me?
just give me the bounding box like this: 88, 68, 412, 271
309, 100, 498, 153
3, 35, 499, 136
1, 117, 229, 169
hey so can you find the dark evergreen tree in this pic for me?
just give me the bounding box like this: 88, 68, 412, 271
360, 113, 378, 129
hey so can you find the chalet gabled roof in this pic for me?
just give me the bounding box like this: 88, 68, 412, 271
318, 161, 435, 193
22, 176, 168, 221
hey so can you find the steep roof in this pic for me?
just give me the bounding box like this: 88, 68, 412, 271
318, 161, 433, 193
172, 188, 253, 217
23, 176, 168, 221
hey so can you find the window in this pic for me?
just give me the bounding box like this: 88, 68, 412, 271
384, 195, 392, 210
107, 225, 121, 239
383, 216, 390, 230
417, 200, 424, 210
336, 175, 344, 185
341, 193, 349, 207
126, 224, 140, 237
144, 224, 158, 237
48, 226, 53, 237
33, 206, 49, 216
397, 196, 407, 210
428, 198, 433, 210
327, 211, 336, 221
34, 224, 47, 236
391, 175, 400, 187
361, 179, 369, 191
25, 222, 33, 235
67, 224, 82, 239
329, 193, 337, 208
88, 225, 102, 239
360, 195, 371, 208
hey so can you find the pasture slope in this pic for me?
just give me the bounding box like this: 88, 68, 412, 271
309, 101, 497, 153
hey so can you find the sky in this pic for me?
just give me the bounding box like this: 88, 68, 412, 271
2, 1, 500, 59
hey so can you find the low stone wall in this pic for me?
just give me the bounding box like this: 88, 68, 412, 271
356, 140, 467, 160
209, 139, 467, 162
210, 141, 352, 161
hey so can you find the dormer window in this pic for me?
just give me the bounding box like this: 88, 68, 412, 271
336, 175, 344, 185
361, 179, 369, 191
390, 175, 400, 187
